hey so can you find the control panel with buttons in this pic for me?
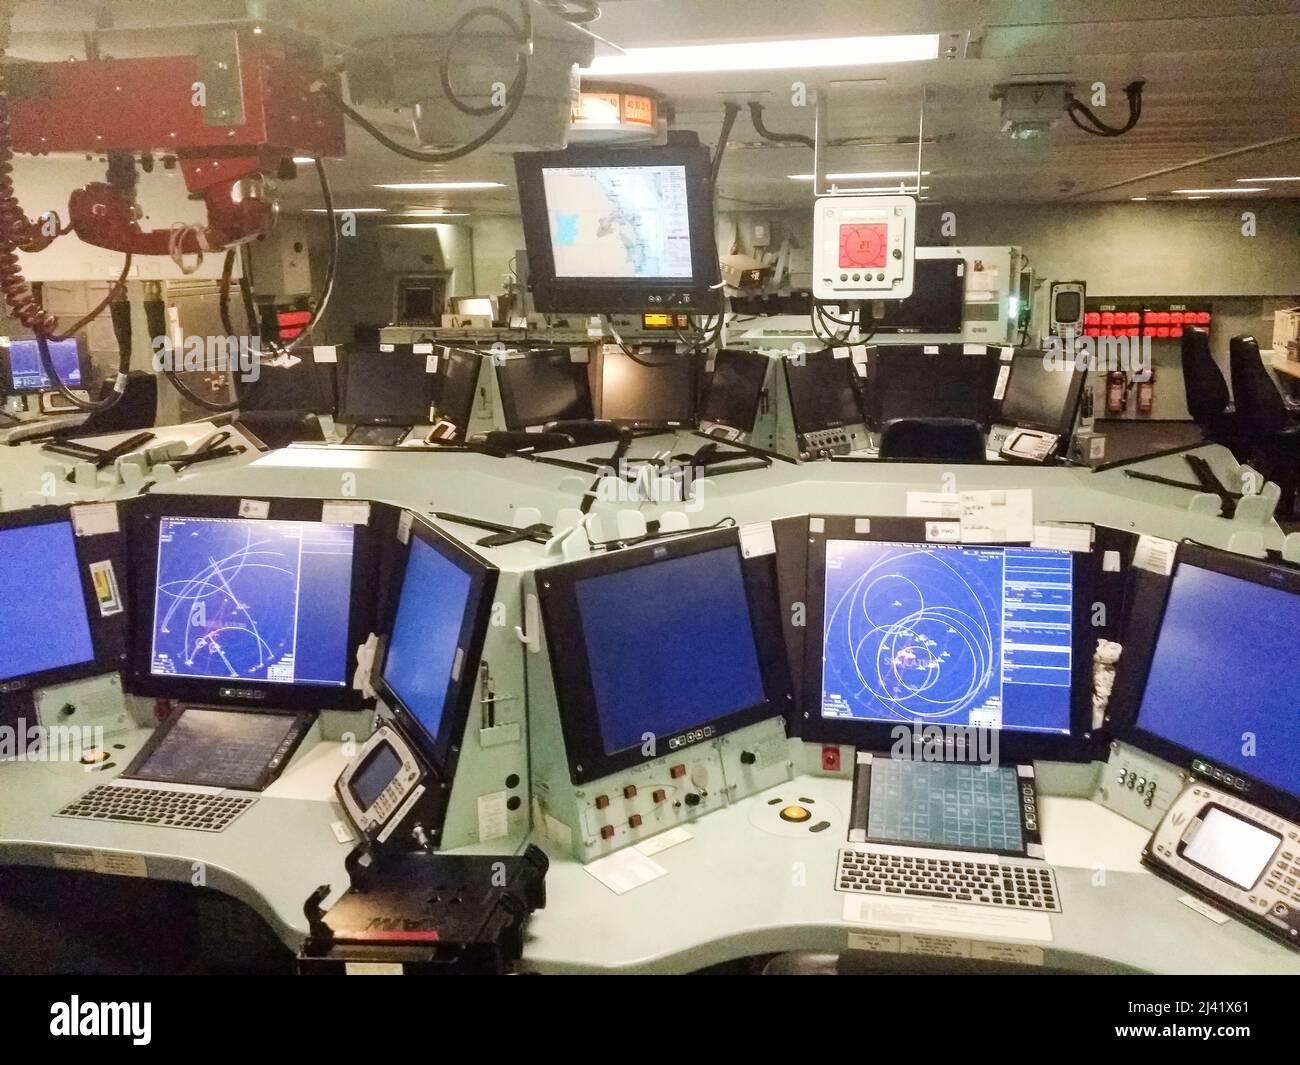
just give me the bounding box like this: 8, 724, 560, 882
542, 718, 794, 863
1096, 741, 1180, 831
799, 424, 869, 460
1144, 782, 1300, 950
812, 195, 916, 301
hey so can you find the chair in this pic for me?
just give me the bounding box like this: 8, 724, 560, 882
1229, 334, 1300, 517
1179, 328, 1238, 449
74, 372, 158, 436
878, 417, 986, 462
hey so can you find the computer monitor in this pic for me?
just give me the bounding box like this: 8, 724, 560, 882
127, 496, 379, 710
783, 349, 866, 435
0, 510, 107, 690
433, 347, 482, 440
700, 348, 767, 434
867, 346, 1000, 431
1120, 543, 1300, 816
453, 296, 497, 319
536, 527, 792, 783
337, 345, 435, 426
376, 515, 498, 773
495, 349, 593, 429
801, 517, 1093, 760
514, 140, 722, 313
240, 357, 337, 416
873, 257, 965, 334
599, 347, 697, 428
997, 348, 1086, 437
1, 336, 88, 394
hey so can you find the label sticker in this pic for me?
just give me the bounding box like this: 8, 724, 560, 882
344, 962, 404, 975
379, 343, 395, 352
903, 933, 971, 959
926, 521, 961, 543
312, 345, 338, 364
1031, 522, 1094, 553
993, 364, 1011, 401
854, 518, 871, 534
238, 498, 270, 520
970, 941, 1044, 966
848, 930, 902, 954
740, 521, 776, 558
397, 511, 414, 544
832, 346, 850, 359
510, 316, 528, 329
1178, 894, 1231, 924
89, 559, 123, 617
1133, 534, 1177, 575
321, 501, 371, 526
52, 852, 96, 871
413, 342, 434, 355
92, 851, 148, 878
331, 820, 356, 844
1102, 549, 1121, 572
477, 790, 509, 843
568, 345, 589, 364
1000, 346, 1015, 362
72, 503, 119, 538
425, 354, 439, 374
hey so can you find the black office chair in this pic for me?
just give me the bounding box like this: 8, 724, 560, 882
72, 371, 158, 436
1179, 327, 1239, 451
1228, 334, 1300, 517
878, 417, 986, 462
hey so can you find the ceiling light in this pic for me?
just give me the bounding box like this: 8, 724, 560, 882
1236, 176, 1300, 182
582, 33, 941, 77
304, 207, 385, 213
399, 209, 468, 217
382, 223, 461, 229
1172, 187, 1267, 195
1184, 196, 1210, 201
374, 181, 505, 191
292, 156, 316, 164
1130, 196, 1148, 201
788, 171, 930, 181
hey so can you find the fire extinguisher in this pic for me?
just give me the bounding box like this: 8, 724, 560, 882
1106, 370, 1128, 414
1136, 366, 1156, 415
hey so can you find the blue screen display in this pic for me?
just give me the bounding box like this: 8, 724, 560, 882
0, 520, 95, 681
7, 338, 82, 392
380, 537, 473, 748
150, 516, 355, 687
574, 545, 767, 756
1136, 563, 1300, 799
821, 540, 1073, 735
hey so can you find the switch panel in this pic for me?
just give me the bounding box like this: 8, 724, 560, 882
1095, 741, 1183, 831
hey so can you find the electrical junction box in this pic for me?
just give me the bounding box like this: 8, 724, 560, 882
812, 195, 915, 302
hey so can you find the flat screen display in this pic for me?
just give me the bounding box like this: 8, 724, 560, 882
600, 348, 696, 426
0, 520, 95, 682
5, 338, 83, 392
1182, 806, 1280, 890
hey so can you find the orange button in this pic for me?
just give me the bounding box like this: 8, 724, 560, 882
670, 764, 686, 779
779, 805, 812, 823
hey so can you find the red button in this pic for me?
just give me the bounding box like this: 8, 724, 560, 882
652, 789, 667, 803
594, 794, 609, 810
628, 814, 642, 828
600, 825, 615, 840
623, 785, 637, 799
670, 764, 686, 779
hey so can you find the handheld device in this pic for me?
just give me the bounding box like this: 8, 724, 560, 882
335, 724, 428, 845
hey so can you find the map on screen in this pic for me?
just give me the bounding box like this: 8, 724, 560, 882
543, 164, 693, 279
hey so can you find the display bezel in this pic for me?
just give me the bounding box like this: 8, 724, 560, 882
0, 335, 89, 395
995, 347, 1087, 437
125, 495, 384, 711
514, 141, 722, 314
799, 515, 1097, 762
700, 348, 768, 434
535, 527, 793, 784
495, 348, 594, 430
782, 348, 867, 435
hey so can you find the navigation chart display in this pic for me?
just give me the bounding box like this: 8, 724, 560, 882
150, 516, 355, 687
542, 164, 693, 279
820, 540, 1073, 734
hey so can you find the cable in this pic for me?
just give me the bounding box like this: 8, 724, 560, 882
541, 0, 601, 23
316, 1, 532, 164
711, 101, 741, 188
439, 6, 527, 118
1066, 80, 1145, 138
748, 102, 815, 150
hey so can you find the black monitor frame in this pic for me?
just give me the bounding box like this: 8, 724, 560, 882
536, 526, 793, 784
373, 514, 499, 781
494, 347, 594, 430
433, 347, 482, 441
799, 515, 1097, 762
514, 140, 722, 314
1109, 541, 1300, 821
872, 256, 965, 335
0, 334, 90, 395
0, 505, 127, 694
125, 494, 386, 711
598, 346, 699, 430
782, 348, 867, 436
866, 346, 1000, 432
995, 348, 1087, 437
700, 348, 768, 434
337, 343, 435, 427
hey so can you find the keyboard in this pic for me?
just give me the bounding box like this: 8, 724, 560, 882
835, 844, 1062, 912
56, 784, 257, 832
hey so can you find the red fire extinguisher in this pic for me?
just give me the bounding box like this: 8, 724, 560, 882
1106, 370, 1127, 414
1136, 366, 1156, 415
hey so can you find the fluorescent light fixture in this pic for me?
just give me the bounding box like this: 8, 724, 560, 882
374, 181, 505, 191
789, 170, 930, 181
805, 184, 930, 194
399, 209, 468, 217
1184, 196, 1210, 201
304, 207, 385, 213
1172, 187, 1267, 194
1130, 196, 1148, 201
582, 33, 940, 76
292, 156, 316, 164
382, 223, 459, 229
1236, 176, 1300, 182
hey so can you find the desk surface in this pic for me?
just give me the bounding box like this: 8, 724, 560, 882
2, 733, 1297, 974
1272, 353, 1300, 381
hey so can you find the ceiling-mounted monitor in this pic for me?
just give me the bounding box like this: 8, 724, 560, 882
872, 256, 965, 334
514, 139, 721, 314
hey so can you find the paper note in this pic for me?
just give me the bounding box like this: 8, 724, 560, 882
71, 502, 119, 537
1133, 534, 1177, 575
926, 521, 960, 543
1179, 895, 1231, 925
842, 894, 1053, 942
584, 848, 667, 895
1031, 522, 1094, 553
321, 501, 371, 526
238, 498, 270, 519
476, 791, 509, 842
312, 345, 338, 364
960, 489, 1033, 542
740, 521, 776, 558
907, 492, 962, 519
